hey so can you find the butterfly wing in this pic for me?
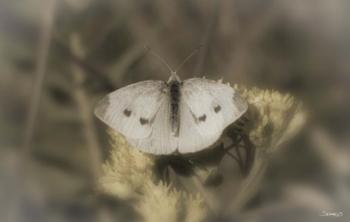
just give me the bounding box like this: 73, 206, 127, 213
129, 98, 178, 155
178, 101, 222, 153
178, 78, 247, 153
94, 80, 167, 139
191, 78, 248, 125
95, 78, 247, 155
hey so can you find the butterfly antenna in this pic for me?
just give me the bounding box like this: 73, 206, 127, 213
144, 46, 175, 74
175, 44, 203, 73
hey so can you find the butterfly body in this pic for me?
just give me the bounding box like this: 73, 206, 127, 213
168, 79, 181, 137
95, 73, 247, 155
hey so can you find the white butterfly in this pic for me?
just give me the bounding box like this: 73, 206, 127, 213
94, 71, 248, 155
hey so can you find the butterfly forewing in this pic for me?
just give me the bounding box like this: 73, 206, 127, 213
178, 78, 247, 153
94, 80, 167, 139
184, 78, 247, 126
181, 79, 225, 136
204, 80, 247, 122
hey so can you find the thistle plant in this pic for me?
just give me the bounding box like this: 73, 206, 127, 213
98, 84, 306, 222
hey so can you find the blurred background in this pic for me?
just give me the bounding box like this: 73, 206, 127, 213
0, 0, 349, 221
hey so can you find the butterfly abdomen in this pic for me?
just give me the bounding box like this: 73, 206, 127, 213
169, 81, 181, 136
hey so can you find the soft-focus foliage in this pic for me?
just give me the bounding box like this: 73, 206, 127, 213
1, 0, 349, 221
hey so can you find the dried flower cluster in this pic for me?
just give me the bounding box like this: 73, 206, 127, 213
98, 132, 207, 222
236, 86, 306, 153
98, 131, 154, 200
98, 84, 306, 222
137, 182, 206, 222
228, 86, 307, 213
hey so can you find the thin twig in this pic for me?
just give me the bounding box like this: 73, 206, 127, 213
22, 0, 57, 153
70, 33, 103, 179
107, 45, 147, 85
54, 38, 117, 88
70, 33, 114, 222
227, 151, 268, 215
225, 151, 240, 163
194, 0, 219, 75
13, 2, 57, 222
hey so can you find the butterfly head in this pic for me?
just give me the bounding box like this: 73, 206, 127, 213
167, 71, 181, 83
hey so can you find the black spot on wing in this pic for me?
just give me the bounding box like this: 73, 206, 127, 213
214, 105, 221, 113
139, 118, 149, 125
198, 114, 206, 122
123, 109, 132, 117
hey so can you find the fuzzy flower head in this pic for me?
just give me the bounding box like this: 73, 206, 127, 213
236, 86, 306, 153
98, 130, 154, 199
136, 182, 207, 222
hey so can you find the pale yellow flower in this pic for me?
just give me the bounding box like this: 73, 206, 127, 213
98, 131, 154, 199
235, 86, 306, 153
136, 182, 180, 222
136, 182, 207, 222
229, 85, 307, 212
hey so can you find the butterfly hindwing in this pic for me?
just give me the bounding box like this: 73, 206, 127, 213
94, 80, 167, 139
